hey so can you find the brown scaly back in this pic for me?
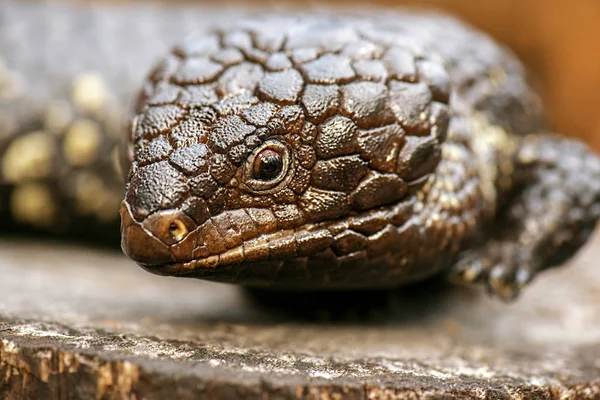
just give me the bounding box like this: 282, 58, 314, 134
120, 13, 538, 289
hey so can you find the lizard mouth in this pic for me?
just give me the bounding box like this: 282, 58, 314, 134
120, 201, 335, 279
151, 226, 336, 283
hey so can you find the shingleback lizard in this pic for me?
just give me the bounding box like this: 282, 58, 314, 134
1, 2, 599, 300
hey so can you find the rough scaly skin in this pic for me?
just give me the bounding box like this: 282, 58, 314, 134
1, 3, 598, 299
120, 13, 599, 299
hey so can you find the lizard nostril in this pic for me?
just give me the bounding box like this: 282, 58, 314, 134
169, 219, 188, 242
139, 209, 197, 246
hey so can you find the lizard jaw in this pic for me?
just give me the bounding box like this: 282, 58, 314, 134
120, 199, 337, 280
138, 226, 336, 282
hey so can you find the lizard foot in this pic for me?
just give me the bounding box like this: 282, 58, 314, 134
448, 242, 536, 301
449, 134, 599, 301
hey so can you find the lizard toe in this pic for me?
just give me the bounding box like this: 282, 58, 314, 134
448, 251, 491, 285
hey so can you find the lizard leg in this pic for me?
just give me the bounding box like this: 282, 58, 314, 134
449, 134, 600, 300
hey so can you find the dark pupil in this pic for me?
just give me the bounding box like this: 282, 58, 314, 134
255, 150, 283, 181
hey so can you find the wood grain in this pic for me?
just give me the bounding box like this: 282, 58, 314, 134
1, 233, 600, 398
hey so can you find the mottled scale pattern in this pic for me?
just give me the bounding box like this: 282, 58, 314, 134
2, 2, 599, 298
120, 12, 590, 293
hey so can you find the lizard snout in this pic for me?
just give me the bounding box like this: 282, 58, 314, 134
120, 201, 196, 266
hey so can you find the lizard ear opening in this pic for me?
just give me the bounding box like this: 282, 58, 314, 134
242, 139, 293, 194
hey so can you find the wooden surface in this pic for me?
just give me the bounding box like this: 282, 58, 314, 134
1, 231, 600, 399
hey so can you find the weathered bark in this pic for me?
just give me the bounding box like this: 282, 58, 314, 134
1, 233, 600, 399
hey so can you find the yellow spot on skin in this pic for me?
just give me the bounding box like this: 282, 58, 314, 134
63, 119, 102, 167
2, 131, 54, 182
74, 172, 120, 222
449, 196, 460, 210
468, 113, 516, 215
518, 146, 537, 164
71, 72, 108, 114
428, 187, 440, 202
74, 172, 105, 215
414, 202, 424, 212
44, 100, 73, 134
462, 265, 480, 283
11, 183, 57, 227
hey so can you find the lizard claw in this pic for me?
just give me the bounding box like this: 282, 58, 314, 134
447, 252, 489, 285
449, 243, 537, 301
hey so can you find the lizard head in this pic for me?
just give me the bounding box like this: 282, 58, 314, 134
120, 16, 450, 288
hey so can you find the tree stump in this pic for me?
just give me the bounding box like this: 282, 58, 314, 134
1, 232, 600, 399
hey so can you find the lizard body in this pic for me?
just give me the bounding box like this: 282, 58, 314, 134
1, 2, 598, 299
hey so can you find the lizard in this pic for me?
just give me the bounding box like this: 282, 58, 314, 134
2, 2, 599, 301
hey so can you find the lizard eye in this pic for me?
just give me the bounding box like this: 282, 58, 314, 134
253, 149, 283, 181
244, 140, 292, 192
